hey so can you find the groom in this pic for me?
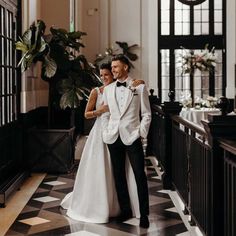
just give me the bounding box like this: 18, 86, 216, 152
102, 54, 151, 228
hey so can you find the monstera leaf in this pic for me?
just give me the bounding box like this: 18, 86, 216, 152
15, 20, 57, 78
15, 20, 101, 129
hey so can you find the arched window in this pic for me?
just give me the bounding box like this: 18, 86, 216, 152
158, 0, 226, 102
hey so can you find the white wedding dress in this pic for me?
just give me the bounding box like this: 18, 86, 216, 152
61, 87, 140, 223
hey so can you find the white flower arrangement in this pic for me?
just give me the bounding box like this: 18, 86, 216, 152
180, 44, 217, 75
182, 97, 193, 108
180, 91, 192, 108
194, 96, 218, 108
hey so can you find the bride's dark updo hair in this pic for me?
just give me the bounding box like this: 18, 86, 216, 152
100, 63, 115, 81
100, 62, 112, 73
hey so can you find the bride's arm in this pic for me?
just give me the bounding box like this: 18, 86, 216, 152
84, 88, 109, 119
84, 89, 98, 119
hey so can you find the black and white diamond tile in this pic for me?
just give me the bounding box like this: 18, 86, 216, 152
5, 161, 190, 236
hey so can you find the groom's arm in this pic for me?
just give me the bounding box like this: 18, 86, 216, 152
139, 84, 151, 139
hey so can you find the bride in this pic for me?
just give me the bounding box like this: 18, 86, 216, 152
60, 63, 144, 223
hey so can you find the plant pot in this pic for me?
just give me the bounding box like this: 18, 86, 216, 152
27, 127, 76, 173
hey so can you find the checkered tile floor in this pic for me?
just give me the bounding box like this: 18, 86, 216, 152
5, 158, 191, 236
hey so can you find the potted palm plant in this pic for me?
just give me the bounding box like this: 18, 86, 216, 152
15, 20, 101, 173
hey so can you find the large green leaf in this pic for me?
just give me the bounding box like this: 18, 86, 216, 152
15, 40, 28, 53
15, 20, 102, 113
60, 89, 82, 109
44, 55, 57, 78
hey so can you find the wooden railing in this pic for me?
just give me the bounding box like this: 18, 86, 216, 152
219, 139, 236, 236
148, 95, 236, 236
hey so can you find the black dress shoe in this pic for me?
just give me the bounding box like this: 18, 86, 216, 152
139, 215, 150, 228
116, 210, 133, 223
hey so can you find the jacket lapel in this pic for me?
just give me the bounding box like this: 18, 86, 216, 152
120, 86, 134, 118
111, 82, 121, 116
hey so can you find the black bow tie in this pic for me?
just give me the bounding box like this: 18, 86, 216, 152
116, 81, 126, 87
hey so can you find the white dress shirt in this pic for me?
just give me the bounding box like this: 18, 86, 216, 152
116, 78, 131, 113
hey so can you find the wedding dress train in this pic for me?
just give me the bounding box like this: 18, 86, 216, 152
61, 88, 139, 223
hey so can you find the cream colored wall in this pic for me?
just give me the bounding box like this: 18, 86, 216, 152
40, 0, 70, 33
21, 0, 48, 113
141, 0, 158, 94
20, 0, 70, 113
76, 0, 158, 91
76, 0, 100, 62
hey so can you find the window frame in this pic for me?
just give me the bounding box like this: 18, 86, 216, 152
158, 0, 226, 102
0, 0, 20, 127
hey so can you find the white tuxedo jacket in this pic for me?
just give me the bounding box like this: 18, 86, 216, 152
102, 77, 151, 145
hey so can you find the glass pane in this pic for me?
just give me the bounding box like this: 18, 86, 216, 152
194, 10, 201, 22
1, 8, 4, 35
9, 12, 12, 38
175, 0, 182, 10
175, 22, 182, 35
162, 77, 169, 90
2, 38, 4, 63
162, 64, 169, 76
195, 3, 201, 10
2, 97, 4, 125
215, 50, 222, 63
194, 75, 202, 90
10, 41, 12, 65
194, 23, 201, 35
214, 22, 222, 34
6, 11, 9, 37
214, 10, 222, 22
10, 96, 12, 122
202, 10, 209, 22
161, 50, 169, 62
1, 68, 4, 95
175, 10, 182, 22
201, 0, 209, 10
161, 0, 170, 10
6, 40, 9, 65
162, 90, 170, 102
0, 38, 2, 65
9, 68, 12, 93
161, 23, 170, 35
202, 75, 209, 89
215, 64, 222, 76
183, 75, 190, 90
215, 89, 222, 99
214, 0, 222, 9
202, 23, 209, 34
161, 10, 170, 22
215, 76, 222, 89
183, 10, 190, 22
161, 49, 170, 101
183, 23, 190, 35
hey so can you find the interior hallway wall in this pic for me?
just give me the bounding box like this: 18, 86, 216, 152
75, 0, 100, 62
21, 0, 49, 113
76, 0, 158, 92
20, 0, 70, 113
20, 0, 235, 112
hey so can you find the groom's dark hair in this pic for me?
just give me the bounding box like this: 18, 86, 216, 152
112, 54, 131, 72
